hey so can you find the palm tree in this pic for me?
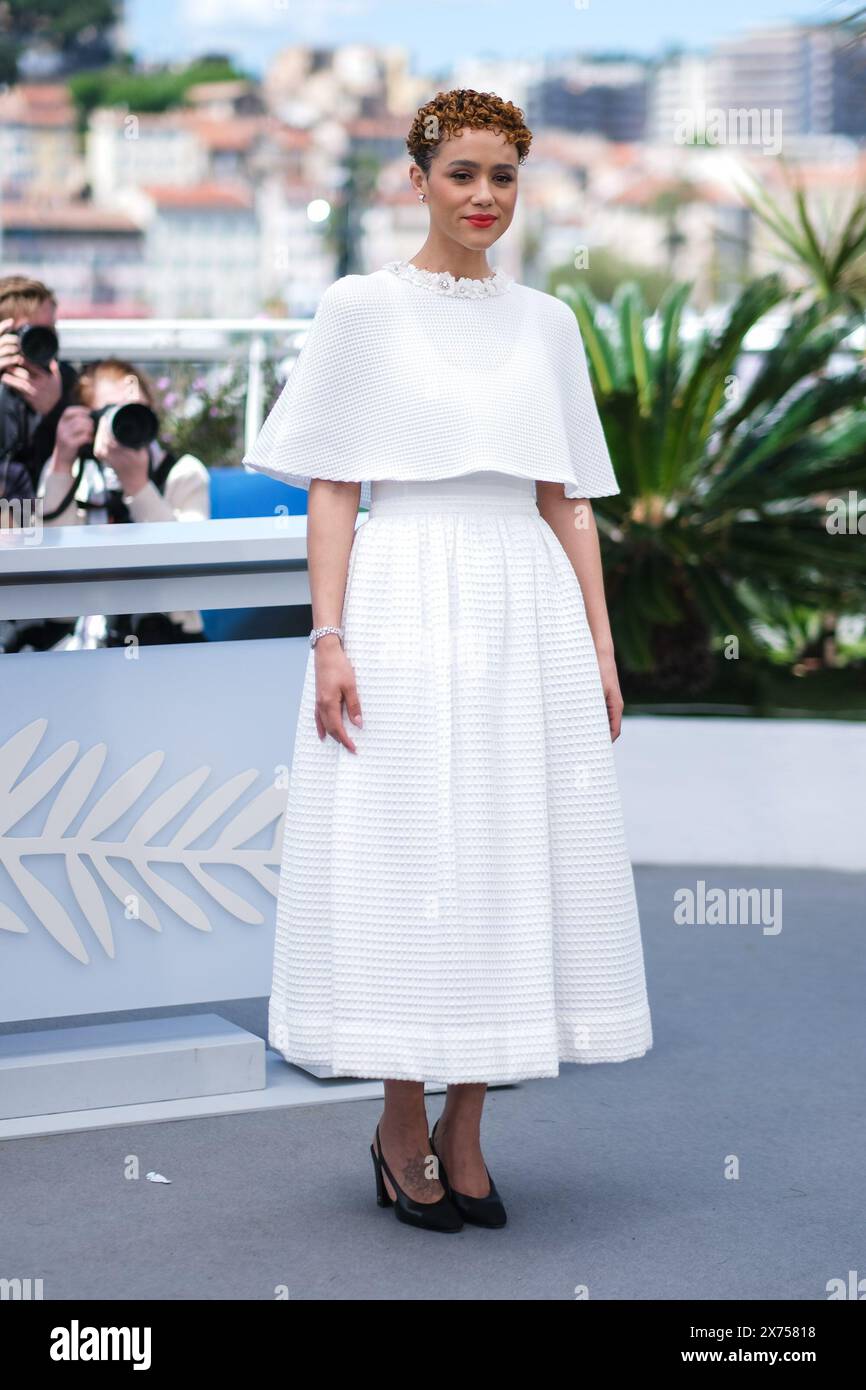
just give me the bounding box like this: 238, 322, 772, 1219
830, 5, 866, 43
733, 165, 866, 313
713, 158, 866, 674
557, 276, 866, 692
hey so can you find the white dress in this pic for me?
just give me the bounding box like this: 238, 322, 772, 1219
244, 259, 653, 1084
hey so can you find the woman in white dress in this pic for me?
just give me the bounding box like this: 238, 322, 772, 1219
244, 90, 652, 1233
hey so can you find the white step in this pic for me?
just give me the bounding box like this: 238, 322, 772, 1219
0, 1014, 264, 1119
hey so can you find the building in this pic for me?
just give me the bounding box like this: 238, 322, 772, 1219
256, 175, 335, 315
113, 184, 260, 317
183, 79, 266, 120
0, 84, 81, 199
264, 44, 416, 127
649, 54, 712, 145
707, 22, 866, 141
86, 109, 207, 202
0, 201, 145, 314
529, 60, 650, 143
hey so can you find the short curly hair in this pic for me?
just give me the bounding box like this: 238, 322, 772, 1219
406, 89, 532, 175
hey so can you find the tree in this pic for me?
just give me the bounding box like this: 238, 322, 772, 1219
67, 57, 246, 127
557, 276, 866, 691
0, 1, 120, 78
734, 164, 866, 314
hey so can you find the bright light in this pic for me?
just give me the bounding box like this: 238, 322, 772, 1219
307, 200, 331, 224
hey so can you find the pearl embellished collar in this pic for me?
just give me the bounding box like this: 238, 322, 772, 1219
382, 258, 514, 298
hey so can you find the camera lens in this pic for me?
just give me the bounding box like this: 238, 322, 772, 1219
105, 402, 159, 449
18, 323, 59, 369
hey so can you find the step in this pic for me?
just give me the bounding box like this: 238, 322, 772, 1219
0, 1014, 264, 1120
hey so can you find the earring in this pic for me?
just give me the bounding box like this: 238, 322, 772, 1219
418, 193, 426, 203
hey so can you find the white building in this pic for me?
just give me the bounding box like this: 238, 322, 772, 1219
649, 55, 711, 146
0, 201, 145, 314
0, 83, 81, 199
87, 109, 206, 202
256, 176, 335, 316
114, 184, 260, 318
706, 23, 866, 140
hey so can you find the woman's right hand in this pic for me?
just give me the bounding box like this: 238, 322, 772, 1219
314, 635, 363, 752
52, 406, 95, 471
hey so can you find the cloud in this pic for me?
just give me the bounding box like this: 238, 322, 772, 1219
181, 0, 377, 30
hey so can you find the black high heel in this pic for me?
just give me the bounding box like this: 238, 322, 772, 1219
431, 1117, 508, 1228
370, 1124, 463, 1233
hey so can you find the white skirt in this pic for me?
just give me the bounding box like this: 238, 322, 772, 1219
268, 471, 653, 1084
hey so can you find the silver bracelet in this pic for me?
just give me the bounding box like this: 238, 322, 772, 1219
309, 625, 344, 648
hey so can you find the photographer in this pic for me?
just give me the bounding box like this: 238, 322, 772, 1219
37, 358, 211, 648
0, 275, 78, 511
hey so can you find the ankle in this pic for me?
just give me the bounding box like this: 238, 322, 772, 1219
437, 1114, 482, 1146
379, 1112, 430, 1142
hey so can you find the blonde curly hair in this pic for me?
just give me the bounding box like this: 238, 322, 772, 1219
406, 89, 532, 174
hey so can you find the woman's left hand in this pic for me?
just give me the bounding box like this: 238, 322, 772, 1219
596, 648, 624, 742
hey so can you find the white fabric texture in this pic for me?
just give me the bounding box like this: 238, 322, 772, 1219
267, 465, 653, 1083
242, 259, 621, 512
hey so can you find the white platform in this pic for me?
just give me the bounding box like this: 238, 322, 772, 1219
0, 1023, 450, 1139
0, 1040, 449, 1141
0, 1014, 266, 1122
618, 716, 866, 871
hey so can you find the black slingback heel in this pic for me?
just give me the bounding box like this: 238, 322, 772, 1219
370, 1123, 463, 1233
430, 1117, 508, 1228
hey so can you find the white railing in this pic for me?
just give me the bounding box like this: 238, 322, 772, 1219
57, 318, 313, 459
1, 514, 327, 620
55, 311, 866, 465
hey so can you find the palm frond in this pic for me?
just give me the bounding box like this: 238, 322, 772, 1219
555, 272, 866, 685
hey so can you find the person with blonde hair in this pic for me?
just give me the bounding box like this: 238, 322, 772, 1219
245, 89, 653, 1233
0, 275, 76, 512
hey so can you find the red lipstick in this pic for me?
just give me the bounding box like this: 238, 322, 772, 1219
465, 215, 496, 227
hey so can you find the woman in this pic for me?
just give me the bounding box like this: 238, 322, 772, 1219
244, 90, 653, 1234
38, 358, 210, 647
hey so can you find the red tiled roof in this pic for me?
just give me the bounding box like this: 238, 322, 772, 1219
138, 182, 253, 209
346, 115, 412, 138
0, 201, 140, 231
187, 115, 268, 151
57, 302, 151, 319
775, 158, 866, 190
613, 174, 730, 206
274, 126, 313, 150
13, 83, 70, 104
0, 82, 75, 128
531, 132, 640, 167
2, 109, 73, 128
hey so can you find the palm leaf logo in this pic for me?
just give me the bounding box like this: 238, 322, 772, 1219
0, 719, 285, 963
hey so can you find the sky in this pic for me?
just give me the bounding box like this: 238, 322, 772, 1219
125, 0, 848, 73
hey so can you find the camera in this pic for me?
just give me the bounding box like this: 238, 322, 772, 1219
37, 399, 163, 524
16, 322, 59, 370
78, 401, 159, 460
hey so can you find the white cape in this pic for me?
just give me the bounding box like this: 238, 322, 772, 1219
243, 266, 620, 512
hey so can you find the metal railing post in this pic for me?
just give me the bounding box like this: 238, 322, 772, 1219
245, 331, 268, 459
